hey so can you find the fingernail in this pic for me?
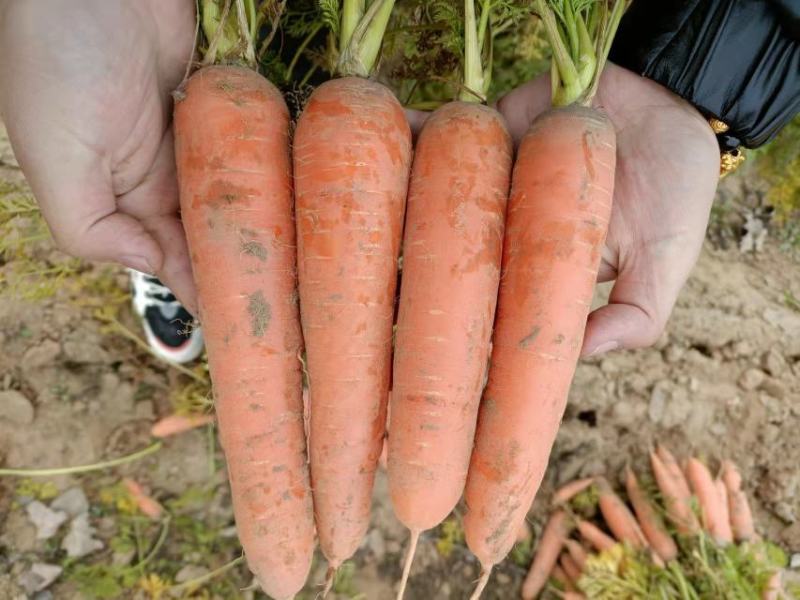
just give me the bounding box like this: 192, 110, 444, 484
119, 254, 155, 275
587, 340, 620, 357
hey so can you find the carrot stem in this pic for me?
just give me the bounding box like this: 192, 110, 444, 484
461, 0, 486, 102
337, 0, 396, 77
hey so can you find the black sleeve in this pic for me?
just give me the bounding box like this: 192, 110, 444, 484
610, 0, 800, 150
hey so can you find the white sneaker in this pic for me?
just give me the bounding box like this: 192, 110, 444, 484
129, 270, 204, 364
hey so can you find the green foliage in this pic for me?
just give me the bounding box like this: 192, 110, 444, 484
435, 516, 466, 557
755, 115, 800, 226
318, 0, 341, 35
14, 479, 59, 501
333, 561, 360, 596
509, 535, 534, 567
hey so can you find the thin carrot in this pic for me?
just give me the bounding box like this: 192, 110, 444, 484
721, 460, 756, 542
575, 518, 616, 552
389, 3, 512, 588
656, 444, 693, 497
564, 539, 589, 571
122, 478, 163, 520
150, 414, 214, 438
596, 478, 648, 548
294, 0, 411, 575
521, 510, 571, 600
714, 478, 734, 545
625, 467, 678, 561
685, 457, 731, 545
650, 449, 699, 534
463, 3, 625, 587
550, 564, 576, 592
560, 553, 582, 584
174, 4, 314, 596
552, 478, 595, 507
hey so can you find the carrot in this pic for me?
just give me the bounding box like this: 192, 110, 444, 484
595, 478, 648, 549
575, 518, 616, 552
560, 553, 582, 584
625, 467, 678, 561
685, 458, 731, 544
389, 4, 512, 588
517, 520, 532, 544
150, 414, 214, 438
721, 460, 756, 541
463, 3, 625, 587
656, 444, 693, 497
650, 449, 699, 534
564, 539, 589, 571
521, 510, 571, 600
552, 478, 595, 507
174, 4, 314, 597
550, 564, 576, 592
714, 478, 734, 544
294, 0, 411, 577
122, 478, 163, 520
762, 571, 782, 600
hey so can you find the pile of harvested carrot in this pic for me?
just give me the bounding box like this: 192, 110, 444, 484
522, 444, 787, 600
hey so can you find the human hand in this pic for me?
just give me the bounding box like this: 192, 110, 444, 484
0, 0, 198, 313
497, 63, 720, 355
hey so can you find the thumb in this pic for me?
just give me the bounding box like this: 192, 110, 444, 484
581, 247, 686, 356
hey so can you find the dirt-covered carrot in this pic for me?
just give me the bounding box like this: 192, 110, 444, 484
686, 457, 731, 545
150, 414, 214, 438
575, 518, 616, 552
390, 3, 511, 596
463, 3, 627, 592
596, 477, 647, 548
650, 449, 699, 534
122, 478, 164, 520
521, 510, 571, 600
553, 478, 595, 507
625, 467, 678, 561
294, 0, 411, 580
174, 3, 313, 597
721, 460, 756, 541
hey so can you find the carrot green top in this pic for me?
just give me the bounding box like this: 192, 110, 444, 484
201, 0, 284, 69
336, 0, 397, 77
535, 0, 631, 107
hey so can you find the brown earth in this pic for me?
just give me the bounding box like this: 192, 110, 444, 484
0, 122, 799, 599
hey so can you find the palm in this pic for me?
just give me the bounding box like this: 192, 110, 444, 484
498, 63, 720, 353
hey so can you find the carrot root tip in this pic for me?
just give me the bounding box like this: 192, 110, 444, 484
321, 566, 337, 599
396, 530, 420, 600
468, 569, 491, 600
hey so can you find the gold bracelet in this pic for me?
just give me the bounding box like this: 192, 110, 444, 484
709, 117, 746, 177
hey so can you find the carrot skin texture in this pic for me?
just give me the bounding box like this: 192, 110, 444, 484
721, 460, 756, 541
175, 66, 314, 599
625, 468, 678, 561
389, 102, 511, 531
575, 518, 615, 552
465, 107, 616, 569
294, 77, 412, 565
686, 457, 730, 544
650, 450, 699, 534
521, 510, 571, 600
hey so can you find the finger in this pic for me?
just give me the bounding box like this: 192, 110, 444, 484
117, 129, 198, 315
581, 244, 690, 356
495, 73, 552, 145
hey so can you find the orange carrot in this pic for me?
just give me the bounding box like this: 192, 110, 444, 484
685, 458, 731, 544
175, 44, 314, 600
389, 99, 511, 541
650, 449, 699, 534
625, 467, 678, 561
564, 539, 589, 571
714, 478, 734, 544
552, 478, 595, 507
150, 414, 214, 438
656, 444, 693, 497
596, 478, 647, 548
295, 0, 412, 572
576, 518, 616, 552
463, 60, 616, 587
122, 478, 163, 520
560, 553, 582, 584
521, 510, 571, 600
721, 460, 756, 541
550, 564, 576, 592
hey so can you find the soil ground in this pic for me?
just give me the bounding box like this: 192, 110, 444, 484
0, 122, 798, 599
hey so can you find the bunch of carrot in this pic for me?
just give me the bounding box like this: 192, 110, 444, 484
522, 444, 785, 600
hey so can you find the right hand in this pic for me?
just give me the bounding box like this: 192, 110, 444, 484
0, 0, 198, 313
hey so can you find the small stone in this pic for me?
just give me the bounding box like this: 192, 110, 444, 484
730, 340, 754, 358
761, 378, 786, 400
496, 573, 512, 585
773, 501, 797, 524
611, 400, 636, 427
61, 514, 104, 558
22, 340, 61, 368
738, 368, 765, 391
648, 382, 667, 423
762, 348, 787, 377
0, 390, 34, 424
599, 358, 619, 374
135, 400, 155, 420
17, 563, 62, 594
175, 565, 209, 584
790, 553, 800, 569
25, 501, 67, 540
50, 487, 89, 518
663, 345, 684, 364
